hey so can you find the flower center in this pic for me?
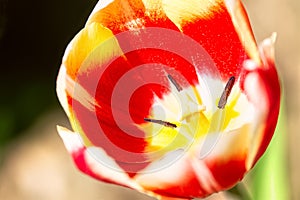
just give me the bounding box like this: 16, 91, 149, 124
138, 74, 237, 159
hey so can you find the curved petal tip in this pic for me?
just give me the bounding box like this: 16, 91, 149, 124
57, 125, 84, 153
260, 32, 277, 66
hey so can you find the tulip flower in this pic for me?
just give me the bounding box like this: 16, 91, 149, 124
56, 0, 280, 199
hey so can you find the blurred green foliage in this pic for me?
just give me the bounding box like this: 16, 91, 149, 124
0, 0, 97, 147
250, 102, 290, 200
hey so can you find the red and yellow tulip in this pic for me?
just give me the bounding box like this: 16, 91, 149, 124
56, 0, 280, 199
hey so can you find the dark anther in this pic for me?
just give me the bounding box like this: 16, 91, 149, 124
144, 118, 177, 128
218, 76, 235, 109
167, 74, 183, 92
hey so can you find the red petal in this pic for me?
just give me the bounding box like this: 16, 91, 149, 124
205, 156, 247, 188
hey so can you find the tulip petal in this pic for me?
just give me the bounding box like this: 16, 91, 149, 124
224, 0, 260, 63
241, 34, 280, 168
135, 150, 215, 198
56, 22, 123, 118
134, 124, 251, 198
62, 22, 122, 80
199, 125, 249, 188
86, 0, 179, 32
163, 0, 248, 80
162, 0, 223, 29
57, 21, 153, 174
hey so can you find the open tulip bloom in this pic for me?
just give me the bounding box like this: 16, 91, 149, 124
56, 0, 281, 199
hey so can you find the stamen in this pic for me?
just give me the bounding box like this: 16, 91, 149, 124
167, 74, 182, 92
144, 118, 177, 128
218, 76, 235, 109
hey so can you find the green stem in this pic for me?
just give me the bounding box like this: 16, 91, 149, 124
249, 101, 290, 200
228, 182, 252, 200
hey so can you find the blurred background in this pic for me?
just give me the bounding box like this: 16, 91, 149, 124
0, 0, 298, 199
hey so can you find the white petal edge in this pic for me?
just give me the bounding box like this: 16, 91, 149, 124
57, 125, 84, 153
56, 66, 70, 117
259, 32, 277, 68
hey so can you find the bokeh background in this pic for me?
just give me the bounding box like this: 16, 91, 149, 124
0, 0, 298, 199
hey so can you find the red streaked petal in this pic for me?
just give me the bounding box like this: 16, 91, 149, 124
69, 96, 151, 175
57, 126, 142, 189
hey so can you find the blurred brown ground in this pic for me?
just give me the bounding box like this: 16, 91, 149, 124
0, 0, 299, 199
